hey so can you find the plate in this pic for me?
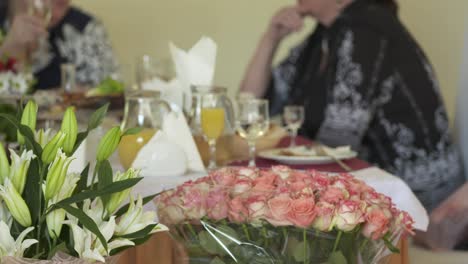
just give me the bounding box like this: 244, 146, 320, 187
258, 145, 357, 165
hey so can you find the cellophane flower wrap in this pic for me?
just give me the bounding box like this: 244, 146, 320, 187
0, 101, 168, 263
157, 166, 414, 264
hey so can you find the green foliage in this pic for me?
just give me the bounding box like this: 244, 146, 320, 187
86, 78, 125, 97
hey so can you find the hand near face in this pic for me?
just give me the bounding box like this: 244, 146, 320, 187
1, 14, 47, 58
266, 6, 304, 43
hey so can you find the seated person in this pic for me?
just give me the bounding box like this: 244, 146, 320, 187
0, 0, 118, 90
240, 0, 465, 215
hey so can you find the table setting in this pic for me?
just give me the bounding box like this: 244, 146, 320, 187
0, 36, 429, 264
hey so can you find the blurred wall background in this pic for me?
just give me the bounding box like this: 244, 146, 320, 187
74, 0, 468, 123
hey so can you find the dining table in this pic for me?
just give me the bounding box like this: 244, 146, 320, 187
117, 136, 410, 264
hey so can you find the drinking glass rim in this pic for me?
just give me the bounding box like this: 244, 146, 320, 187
191, 85, 228, 94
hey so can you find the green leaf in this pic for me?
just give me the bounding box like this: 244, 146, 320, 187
293, 241, 310, 262
98, 160, 113, 207
328, 251, 348, 264
72, 131, 88, 154
119, 224, 158, 239
88, 103, 109, 131
75, 163, 90, 195
23, 159, 42, 224
48, 242, 68, 259
199, 230, 220, 255
210, 257, 226, 264
0, 113, 42, 155
60, 204, 108, 252
48, 178, 143, 213
383, 236, 400, 254
114, 193, 160, 217
123, 127, 143, 136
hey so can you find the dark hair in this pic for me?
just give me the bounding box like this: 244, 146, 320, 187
367, 0, 399, 14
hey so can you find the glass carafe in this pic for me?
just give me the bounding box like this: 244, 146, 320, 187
188, 86, 235, 166
118, 90, 171, 169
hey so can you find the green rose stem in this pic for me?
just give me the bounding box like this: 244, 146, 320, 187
242, 224, 251, 241
359, 238, 369, 253
262, 226, 269, 247
303, 229, 309, 264
333, 230, 343, 252
186, 223, 197, 238
36, 164, 47, 256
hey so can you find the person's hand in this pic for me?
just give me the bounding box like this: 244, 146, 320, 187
265, 6, 304, 44
418, 183, 468, 250
1, 14, 47, 58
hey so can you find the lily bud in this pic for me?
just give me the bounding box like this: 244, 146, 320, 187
9, 149, 36, 194
96, 127, 121, 162
0, 144, 9, 185
18, 101, 38, 145
46, 173, 79, 239
106, 168, 138, 214
34, 128, 52, 148
60, 107, 78, 155
41, 131, 66, 164
0, 178, 32, 227
44, 149, 74, 201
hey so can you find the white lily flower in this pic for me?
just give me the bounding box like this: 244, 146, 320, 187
115, 195, 168, 236
44, 149, 74, 200
0, 220, 38, 259
46, 173, 80, 239
0, 201, 12, 227
66, 217, 134, 263
34, 128, 53, 148
8, 149, 36, 194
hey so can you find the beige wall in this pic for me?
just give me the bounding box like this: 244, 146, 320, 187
75, 0, 468, 121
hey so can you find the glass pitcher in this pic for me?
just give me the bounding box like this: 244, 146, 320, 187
118, 90, 171, 169
188, 86, 236, 165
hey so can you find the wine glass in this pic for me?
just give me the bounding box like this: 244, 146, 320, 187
283, 105, 305, 148
236, 99, 269, 167
200, 92, 226, 170
29, 0, 52, 26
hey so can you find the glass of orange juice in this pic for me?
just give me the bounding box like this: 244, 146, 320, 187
118, 90, 170, 169
200, 93, 225, 170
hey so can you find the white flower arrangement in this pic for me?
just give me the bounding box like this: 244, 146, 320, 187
0, 70, 34, 96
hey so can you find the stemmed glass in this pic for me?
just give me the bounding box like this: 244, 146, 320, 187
283, 105, 305, 148
29, 0, 52, 25
236, 99, 269, 167
200, 93, 226, 170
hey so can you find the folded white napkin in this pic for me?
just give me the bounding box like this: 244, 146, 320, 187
141, 37, 217, 112
162, 112, 206, 172
352, 167, 429, 231
131, 130, 188, 177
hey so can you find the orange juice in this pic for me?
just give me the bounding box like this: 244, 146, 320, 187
118, 128, 157, 169
201, 108, 225, 140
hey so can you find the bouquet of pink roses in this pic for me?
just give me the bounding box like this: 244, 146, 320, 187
157, 166, 414, 264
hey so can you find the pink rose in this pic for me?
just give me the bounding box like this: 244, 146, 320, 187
246, 195, 269, 224
266, 194, 293, 226
231, 178, 252, 196
206, 188, 229, 221
392, 210, 415, 236
211, 169, 237, 187
333, 200, 365, 232
309, 171, 331, 190
290, 181, 308, 193
271, 166, 291, 180
312, 201, 335, 231
286, 197, 317, 228
237, 168, 259, 179
228, 196, 249, 223
321, 187, 348, 204
362, 206, 392, 240
363, 191, 392, 208
289, 171, 311, 183
160, 204, 185, 224
182, 188, 207, 220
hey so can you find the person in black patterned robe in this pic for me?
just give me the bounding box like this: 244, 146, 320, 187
240, 0, 465, 213
0, 0, 117, 90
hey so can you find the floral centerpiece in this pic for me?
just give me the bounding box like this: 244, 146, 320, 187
0, 57, 34, 96
157, 166, 414, 264
0, 101, 167, 263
